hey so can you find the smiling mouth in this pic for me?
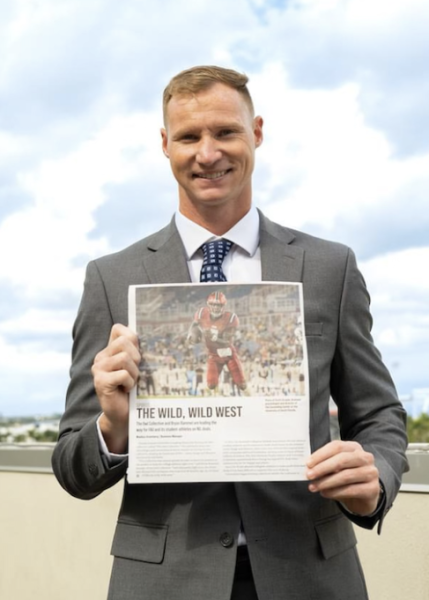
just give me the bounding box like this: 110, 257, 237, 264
193, 169, 231, 180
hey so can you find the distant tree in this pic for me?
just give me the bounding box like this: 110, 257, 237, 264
407, 414, 429, 443
29, 429, 58, 443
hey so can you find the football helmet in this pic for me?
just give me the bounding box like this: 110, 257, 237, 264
207, 291, 227, 318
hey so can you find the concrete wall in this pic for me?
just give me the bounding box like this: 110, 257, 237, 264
356, 491, 429, 600
1, 471, 120, 600
1, 470, 428, 600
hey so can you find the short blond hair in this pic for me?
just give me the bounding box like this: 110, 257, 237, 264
162, 65, 254, 124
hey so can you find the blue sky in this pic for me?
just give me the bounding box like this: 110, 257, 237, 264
0, 0, 428, 416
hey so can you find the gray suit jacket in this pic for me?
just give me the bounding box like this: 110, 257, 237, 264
52, 211, 408, 600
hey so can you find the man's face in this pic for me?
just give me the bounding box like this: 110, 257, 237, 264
161, 83, 263, 221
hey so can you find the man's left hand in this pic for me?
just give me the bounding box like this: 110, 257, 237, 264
306, 440, 381, 516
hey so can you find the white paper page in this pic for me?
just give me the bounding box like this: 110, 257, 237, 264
127, 282, 310, 483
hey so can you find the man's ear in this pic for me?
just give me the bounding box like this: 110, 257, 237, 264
161, 128, 169, 158
254, 116, 264, 148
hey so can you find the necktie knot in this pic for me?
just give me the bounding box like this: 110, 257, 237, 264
200, 239, 233, 282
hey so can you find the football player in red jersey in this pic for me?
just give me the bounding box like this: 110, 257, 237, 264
188, 291, 248, 394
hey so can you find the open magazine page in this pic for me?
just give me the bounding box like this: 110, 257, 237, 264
127, 282, 310, 483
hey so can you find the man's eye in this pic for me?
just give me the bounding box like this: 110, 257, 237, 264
180, 134, 198, 142
218, 129, 234, 137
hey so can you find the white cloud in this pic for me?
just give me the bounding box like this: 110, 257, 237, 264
0, 308, 73, 336
0, 334, 69, 414
362, 248, 429, 338
251, 63, 394, 226
0, 0, 428, 413
0, 110, 167, 298
359, 247, 429, 393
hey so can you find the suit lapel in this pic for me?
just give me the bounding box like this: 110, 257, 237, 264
141, 218, 191, 284
258, 211, 304, 283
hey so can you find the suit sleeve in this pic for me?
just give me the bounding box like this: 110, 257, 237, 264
330, 249, 408, 530
51, 261, 128, 499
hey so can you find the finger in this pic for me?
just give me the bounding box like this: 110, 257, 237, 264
307, 440, 360, 469
308, 463, 379, 493
312, 475, 381, 514
93, 348, 128, 371
108, 323, 139, 347
307, 448, 374, 481
316, 481, 380, 510
106, 323, 140, 360
94, 334, 141, 365
92, 352, 140, 390
95, 368, 138, 395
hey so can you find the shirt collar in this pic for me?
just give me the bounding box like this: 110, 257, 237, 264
175, 206, 260, 260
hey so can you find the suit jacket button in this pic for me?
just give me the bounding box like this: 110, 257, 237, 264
219, 532, 234, 548
88, 464, 99, 476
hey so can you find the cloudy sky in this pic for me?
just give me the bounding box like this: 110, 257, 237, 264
0, 0, 428, 416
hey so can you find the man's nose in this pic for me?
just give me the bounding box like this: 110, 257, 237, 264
196, 136, 221, 165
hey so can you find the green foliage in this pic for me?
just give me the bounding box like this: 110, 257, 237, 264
407, 413, 429, 443
0, 414, 60, 445
28, 429, 58, 443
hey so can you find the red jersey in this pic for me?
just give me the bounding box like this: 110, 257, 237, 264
193, 306, 239, 358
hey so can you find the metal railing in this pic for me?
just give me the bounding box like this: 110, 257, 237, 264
0, 442, 55, 473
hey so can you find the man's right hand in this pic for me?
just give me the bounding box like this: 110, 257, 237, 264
92, 324, 141, 454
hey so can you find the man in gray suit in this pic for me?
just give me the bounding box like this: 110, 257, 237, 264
52, 66, 408, 600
